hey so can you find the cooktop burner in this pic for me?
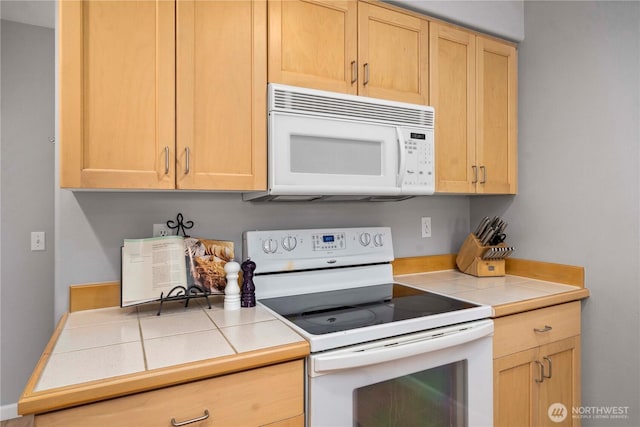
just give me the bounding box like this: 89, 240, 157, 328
259, 283, 478, 336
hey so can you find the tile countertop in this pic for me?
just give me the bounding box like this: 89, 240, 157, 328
394, 270, 590, 317
21, 267, 589, 415
18, 297, 309, 415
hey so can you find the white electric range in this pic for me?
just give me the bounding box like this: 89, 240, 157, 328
244, 227, 494, 427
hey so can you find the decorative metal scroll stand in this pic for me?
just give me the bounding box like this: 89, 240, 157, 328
156, 213, 214, 316
156, 285, 214, 316
167, 213, 193, 238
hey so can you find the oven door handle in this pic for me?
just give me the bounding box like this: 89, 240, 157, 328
313, 320, 493, 373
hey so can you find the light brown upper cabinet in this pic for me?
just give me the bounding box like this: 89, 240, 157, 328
430, 22, 517, 194
60, 0, 176, 189
60, 0, 266, 191
268, 0, 429, 105
176, 1, 266, 190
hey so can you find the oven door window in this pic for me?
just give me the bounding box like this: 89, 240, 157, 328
354, 360, 467, 427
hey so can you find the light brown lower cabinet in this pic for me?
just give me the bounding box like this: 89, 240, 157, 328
493, 302, 582, 427
34, 360, 304, 427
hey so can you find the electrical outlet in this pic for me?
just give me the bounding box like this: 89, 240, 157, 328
31, 231, 45, 251
153, 224, 171, 237
421, 217, 431, 238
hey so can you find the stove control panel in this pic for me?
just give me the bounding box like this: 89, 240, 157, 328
243, 227, 394, 274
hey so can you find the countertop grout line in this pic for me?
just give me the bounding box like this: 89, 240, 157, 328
136, 310, 149, 372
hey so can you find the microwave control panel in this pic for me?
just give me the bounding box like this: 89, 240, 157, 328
399, 128, 435, 194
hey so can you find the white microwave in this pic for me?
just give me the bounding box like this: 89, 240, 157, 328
243, 84, 435, 202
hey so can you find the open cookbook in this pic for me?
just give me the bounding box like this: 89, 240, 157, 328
121, 235, 234, 307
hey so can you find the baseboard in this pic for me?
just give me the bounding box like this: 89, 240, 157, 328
1, 403, 18, 421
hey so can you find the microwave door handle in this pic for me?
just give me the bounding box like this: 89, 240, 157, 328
396, 127, 406, 186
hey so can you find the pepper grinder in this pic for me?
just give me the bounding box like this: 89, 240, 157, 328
241, 258, 256, 308
223, 261, 241, 311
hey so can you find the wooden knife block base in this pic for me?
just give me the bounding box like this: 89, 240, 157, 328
456, 234, 505, 277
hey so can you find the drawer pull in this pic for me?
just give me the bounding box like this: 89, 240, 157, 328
535, 360, 545, 383
534, 325, 552, 333
171, 409, 210, 426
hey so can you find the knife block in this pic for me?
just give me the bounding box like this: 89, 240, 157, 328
456, 233, 506, 277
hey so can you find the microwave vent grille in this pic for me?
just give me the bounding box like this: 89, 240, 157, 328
272, 87, 434, 128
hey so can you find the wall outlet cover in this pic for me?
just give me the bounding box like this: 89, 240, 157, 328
31, 231, 45, 251
421, 217, 431, 238
153, 224, 171, 237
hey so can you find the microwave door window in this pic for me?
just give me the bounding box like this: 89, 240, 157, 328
290, 135, 381, 175
271, 113, 398, 192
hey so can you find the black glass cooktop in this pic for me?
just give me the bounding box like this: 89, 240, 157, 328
259, 283, 478, 335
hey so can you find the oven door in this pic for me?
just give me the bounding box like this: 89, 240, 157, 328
307, 319, 493, 427
269, 112, 401, 196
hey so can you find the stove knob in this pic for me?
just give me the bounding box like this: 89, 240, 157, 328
373, 233, 384, 247
358, 232, 371, 246
281, 235, 297, 251
262, 238, 278, 253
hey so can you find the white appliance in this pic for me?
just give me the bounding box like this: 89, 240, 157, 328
243, 227, 494, 427
243, 84, 435, 202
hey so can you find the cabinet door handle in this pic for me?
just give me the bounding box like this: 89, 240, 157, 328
164, 146, 170, 175
479, 166, 486, 183
351, 60, 358, 84
472, 166, 478, 184
543, 356, 553, 379
534, 325, 553, 333
535, 360, 545, 383
171, 409, 210, 426
185, 147, 191, 175
363, 63, 370, 86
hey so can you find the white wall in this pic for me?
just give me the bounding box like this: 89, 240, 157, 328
55, 193, 471, 319
471, 2, 640, 425
0, 19, 55, 410
388, 0, 524, 42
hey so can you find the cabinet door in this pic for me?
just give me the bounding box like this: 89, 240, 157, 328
537, 336, 581, 427
429, 22, 476, 193
176, 0, 267, 190
60, 0, 175, 189
358, 2, 428, 104
268, 0, 357, 94
476, 36, 517, 194
494, 336, 581, 427
494, 347, 538, 427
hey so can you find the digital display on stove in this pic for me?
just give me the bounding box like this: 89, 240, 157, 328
323, 235, 335, 243
260, 283, 479, 336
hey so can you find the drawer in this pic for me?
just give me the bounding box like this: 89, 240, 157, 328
35, 360, 304, 427
493, 301, 581, 358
